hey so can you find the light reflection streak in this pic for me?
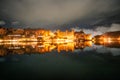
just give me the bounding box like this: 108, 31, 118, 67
0, 40, 120, 56
0, 41, 91, 56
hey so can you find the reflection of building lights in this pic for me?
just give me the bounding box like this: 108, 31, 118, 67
103, 38, 107, 42
0, 41, 92, 55
108, 38, 111, 43
38, 45, 45, 48
85, 41, 92, 47
9, 47, 20, 49
118, 37, 120, 41
103, 37, 112, 43
0, 39, 3, 42
0, 40, 119, 56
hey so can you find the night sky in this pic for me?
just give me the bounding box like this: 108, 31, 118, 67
0, 0, 120, 31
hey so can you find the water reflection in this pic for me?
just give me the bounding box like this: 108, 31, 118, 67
0, 41, 120, 56
94, 41, 120, 48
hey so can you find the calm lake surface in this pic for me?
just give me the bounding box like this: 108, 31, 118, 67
0, 41, 120, 80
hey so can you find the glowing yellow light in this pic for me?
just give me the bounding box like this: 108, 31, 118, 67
108, 38, 111, 43
118, 37, 120, 41
103, 38, 107, 42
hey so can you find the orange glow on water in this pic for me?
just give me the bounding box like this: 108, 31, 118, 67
0, 41, 93, 56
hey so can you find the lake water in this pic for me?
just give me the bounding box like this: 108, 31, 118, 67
0, 41, 120, 80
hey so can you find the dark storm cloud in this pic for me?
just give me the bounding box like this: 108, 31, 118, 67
72, 23, 120, 36
0, 0, 120, 28
95, 24, 120, 33
0, 0, 120, 24
0, 20, 5, 25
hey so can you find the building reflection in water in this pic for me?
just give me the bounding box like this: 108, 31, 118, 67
0, 41, 120, 56
94, 41, 120, 48
0, 41, 92, 56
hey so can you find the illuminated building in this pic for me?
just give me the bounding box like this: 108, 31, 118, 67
93, 31, 120, 42
24, 29, 36, 37
74, 30, 92, 41
0, 27, 7, 36
0, 27, 92, 43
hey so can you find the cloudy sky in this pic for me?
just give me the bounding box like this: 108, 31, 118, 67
0, 0, 120, 30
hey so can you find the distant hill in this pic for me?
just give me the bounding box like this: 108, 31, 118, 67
103, 31, 120, 38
